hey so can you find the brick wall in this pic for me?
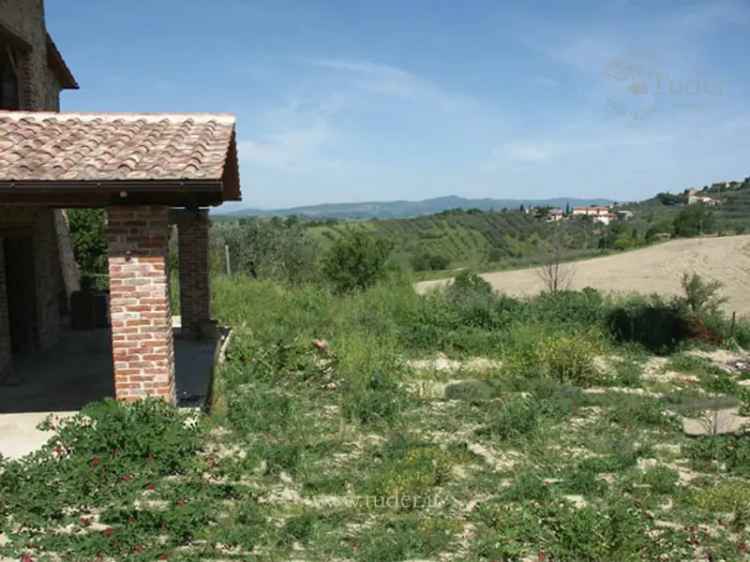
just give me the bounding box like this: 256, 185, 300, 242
0, 238, 11, 380
176, 210, 211, 337
107, 206, 175, 403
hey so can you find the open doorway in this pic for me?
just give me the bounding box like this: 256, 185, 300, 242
3, 236, 37, 354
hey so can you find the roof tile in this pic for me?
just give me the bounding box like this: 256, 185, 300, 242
0, 111, 237, 183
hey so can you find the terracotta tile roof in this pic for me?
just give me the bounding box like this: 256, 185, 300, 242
0, 111, 237, 183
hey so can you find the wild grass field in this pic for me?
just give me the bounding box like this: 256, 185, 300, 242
2, 271, 750, 561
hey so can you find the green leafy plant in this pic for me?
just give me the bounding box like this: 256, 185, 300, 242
679, 272, 727, 316
322, 229, 393, 293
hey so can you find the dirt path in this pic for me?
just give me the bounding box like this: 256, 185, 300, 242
417, 235, 750, 317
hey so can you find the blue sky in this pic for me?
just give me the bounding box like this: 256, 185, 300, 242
48, 1, 750, 210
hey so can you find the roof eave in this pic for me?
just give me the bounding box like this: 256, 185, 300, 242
46, 33, 79, 90
0, 179, 226, 208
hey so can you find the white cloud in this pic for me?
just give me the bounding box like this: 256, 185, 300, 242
238, 124, 336, 170
309, 58, 473, 112
485, 129, 673, 170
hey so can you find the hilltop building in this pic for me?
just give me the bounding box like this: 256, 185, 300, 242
572, 206, 616, 225
687, 189, 719, 206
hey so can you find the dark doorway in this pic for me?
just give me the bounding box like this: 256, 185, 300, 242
3, 237, 37, 353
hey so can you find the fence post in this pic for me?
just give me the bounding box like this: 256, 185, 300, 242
731, 311, 736, 339
224, 244, 232, 276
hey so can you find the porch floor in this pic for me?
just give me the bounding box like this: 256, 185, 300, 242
0, 328, 219, 415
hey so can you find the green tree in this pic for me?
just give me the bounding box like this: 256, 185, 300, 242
322, 230, 392, 293
215, 217, 319, 284
656, 192, 682, 206
67, 209, 107, 288
673, 205, 715, 237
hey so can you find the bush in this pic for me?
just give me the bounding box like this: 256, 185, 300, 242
447, 270, 493, 300
343, 369, 406, 425
322, 230, 393, 293
411, 252, 450, 272
0, 400, 205, 548
539, 333, 602, 386
607, 295, 689, 353
679, 272, 727, 316
480, 396, 541, 440
363, 439, 454, 512
531, 288, 605, 326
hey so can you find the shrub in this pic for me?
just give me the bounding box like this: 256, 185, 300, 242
363, 437, 456, 512
0, 399, 206, 554
538, 333, 601, 386
607, 295, 689, 353
356, 514, 457, 561
679, 272, 727, 316
531, 288, 605, 326
447, 270, 493, 300
480, 396, 541, 440
411, 252, 450, 272
342, 369, 406, 425
473, 496, 672, 561
322, 230, 393, 293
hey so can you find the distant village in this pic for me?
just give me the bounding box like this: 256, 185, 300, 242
524, 203, 632, 226
526, 178, 745, 226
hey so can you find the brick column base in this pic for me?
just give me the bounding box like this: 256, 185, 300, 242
0, 238, 12, 381
107, 206, 175, 403
175, 209, 212, 338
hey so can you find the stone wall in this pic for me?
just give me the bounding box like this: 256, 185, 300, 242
0, 0, 60, 111
0, 1, 75, 365
107, 206, 175, 402
0, 207, 64, 351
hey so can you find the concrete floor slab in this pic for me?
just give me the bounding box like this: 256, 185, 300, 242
0, 328, 220, 414
0, 411, 75, 460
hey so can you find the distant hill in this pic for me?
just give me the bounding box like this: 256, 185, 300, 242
221, 195, 615, 220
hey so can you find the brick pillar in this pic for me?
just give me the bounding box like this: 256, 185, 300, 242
106, 206, 175, 403
0, 238, 12, 381
176, 209, 211, 338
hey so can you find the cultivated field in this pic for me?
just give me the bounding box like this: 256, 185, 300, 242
418, 235, 750, 317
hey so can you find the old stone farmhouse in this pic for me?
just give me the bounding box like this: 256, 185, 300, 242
0, 1, 241, 405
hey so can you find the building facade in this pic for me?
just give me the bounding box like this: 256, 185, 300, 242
0, 0, 79, 382
0, 1, 241, 405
